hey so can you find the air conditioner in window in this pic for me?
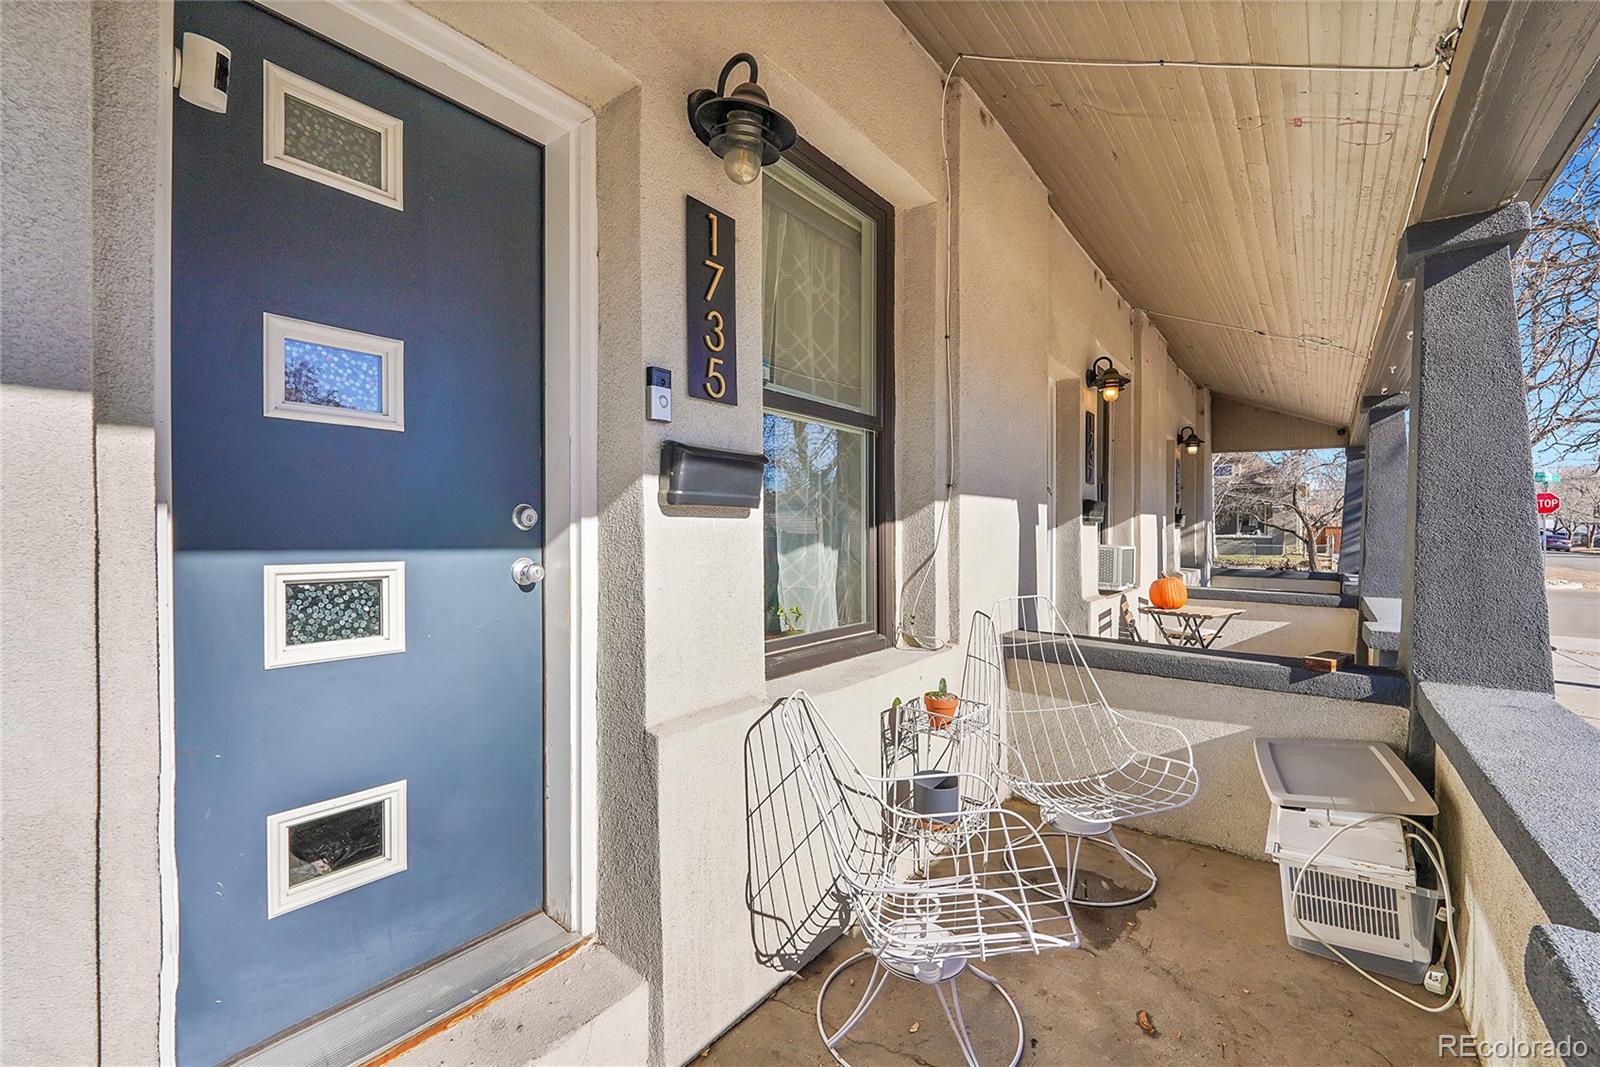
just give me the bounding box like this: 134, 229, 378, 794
1097, 545, 1136, 592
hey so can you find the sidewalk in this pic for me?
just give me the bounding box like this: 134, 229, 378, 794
1553, 633, 1600, 729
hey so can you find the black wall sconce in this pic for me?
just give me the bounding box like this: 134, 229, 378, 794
687, 53, 797, 185
1177, 426, 1204, 455
1088, 356, 1131, 402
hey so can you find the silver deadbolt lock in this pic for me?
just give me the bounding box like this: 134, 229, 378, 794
512, 503, 539, 530
511, 557, 545, 586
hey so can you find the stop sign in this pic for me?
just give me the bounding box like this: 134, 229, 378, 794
1536, 492, 1561, 515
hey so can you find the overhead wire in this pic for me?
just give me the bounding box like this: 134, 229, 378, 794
899, 14, 1467, 649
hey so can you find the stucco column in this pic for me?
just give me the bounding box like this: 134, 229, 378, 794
1357, 396, 1408, 599
1197, 387, 1214, 584
1338, 446, 1365, 576
1396, 204, 1551, 778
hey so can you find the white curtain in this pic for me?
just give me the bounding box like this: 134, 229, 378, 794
765, 416, 867, 634
762, 178, 868, 410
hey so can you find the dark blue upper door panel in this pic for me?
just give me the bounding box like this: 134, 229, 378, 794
172, 1, 543, 551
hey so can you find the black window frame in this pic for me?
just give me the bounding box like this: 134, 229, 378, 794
762, 139, 896, 679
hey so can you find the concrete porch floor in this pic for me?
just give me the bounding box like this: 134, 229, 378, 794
706, 819, 1463, 1066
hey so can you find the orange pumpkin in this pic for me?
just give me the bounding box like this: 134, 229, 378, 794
1149, 574, 1188, 610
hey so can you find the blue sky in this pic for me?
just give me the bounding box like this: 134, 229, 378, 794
1523, 116, 1598, 472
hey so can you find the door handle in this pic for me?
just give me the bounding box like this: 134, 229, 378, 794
511, 557, 545, 586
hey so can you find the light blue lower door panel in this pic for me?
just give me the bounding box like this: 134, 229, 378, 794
174, 550, 542, 1065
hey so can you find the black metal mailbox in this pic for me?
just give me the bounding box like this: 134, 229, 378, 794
660, 440, 765, 509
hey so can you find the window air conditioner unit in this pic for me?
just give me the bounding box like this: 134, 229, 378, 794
1097, 545, 1136, 591
1256, 738, 1444, 985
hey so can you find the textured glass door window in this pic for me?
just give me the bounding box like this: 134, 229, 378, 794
263, 63, 403, 210
283, 338, 385, 413
762, 167, 876, 413
763, 413, 870, 636
283, 93, 384, 189
285, 578, 384, 645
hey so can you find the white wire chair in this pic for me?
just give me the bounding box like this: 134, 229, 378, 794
984, 596, 1200, 907
779, 690, 1078, 1067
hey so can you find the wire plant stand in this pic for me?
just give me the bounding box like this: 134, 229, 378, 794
780, 690, 1078, 1067
983, 596, 1201, 907
876, 612, 1017, 865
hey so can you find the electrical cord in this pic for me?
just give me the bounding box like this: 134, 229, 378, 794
1286, 814, 1461, 1013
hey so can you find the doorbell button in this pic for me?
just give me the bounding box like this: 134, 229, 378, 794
646, 366, 672, 423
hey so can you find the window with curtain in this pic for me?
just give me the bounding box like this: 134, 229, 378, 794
761, 147, 892, 675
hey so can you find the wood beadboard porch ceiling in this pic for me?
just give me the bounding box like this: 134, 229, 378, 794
889, 0, 1461, 427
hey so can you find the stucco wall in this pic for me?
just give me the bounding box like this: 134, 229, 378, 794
3, 2, 1213, 1064
420, 9, 1206, 1059
1434, 749, 1560, 1066
2, 4, 113, 1063
1212, 571, 1345, 595
1194, 600, 1358, 657
1087, 671, 1407, 856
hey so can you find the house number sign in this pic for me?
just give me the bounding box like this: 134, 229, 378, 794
686, 196, 737, 404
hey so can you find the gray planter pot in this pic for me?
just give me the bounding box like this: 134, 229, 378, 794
912, 771, 960, 824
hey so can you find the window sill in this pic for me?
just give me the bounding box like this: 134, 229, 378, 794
763, 640, 957, 704
765, 630, 892, 679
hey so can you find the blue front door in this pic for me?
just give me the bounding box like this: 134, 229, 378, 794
170, 4, 544, 1061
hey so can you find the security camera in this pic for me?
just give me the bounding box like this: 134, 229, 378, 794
174, 33, 230, 114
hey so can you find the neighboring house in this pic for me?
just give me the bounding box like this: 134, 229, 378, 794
1215, 500, 1292, 556
1215, 502, 1341, 562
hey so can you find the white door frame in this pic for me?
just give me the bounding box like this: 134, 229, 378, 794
155, 0, 600, 1056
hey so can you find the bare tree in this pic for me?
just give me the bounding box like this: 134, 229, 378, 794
1550, 467, 1600, 545
1214, 451, 1346, 570
1517, 118, 1599, 465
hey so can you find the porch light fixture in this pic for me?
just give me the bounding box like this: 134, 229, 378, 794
1088, 357, 1131, 402
1178, 426, 1204, 455
687, 53, 797, 185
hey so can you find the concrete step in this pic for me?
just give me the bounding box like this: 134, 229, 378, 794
388, 944, 648, 1066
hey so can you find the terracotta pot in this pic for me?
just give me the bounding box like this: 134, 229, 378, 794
924, 693, 959, 729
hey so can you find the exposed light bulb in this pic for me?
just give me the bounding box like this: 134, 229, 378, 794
719, 110, 766, 185
1101, 385, 1120, 402
723, 143, 762, 184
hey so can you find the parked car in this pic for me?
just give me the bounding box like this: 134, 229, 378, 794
1544, 530, 1572, 551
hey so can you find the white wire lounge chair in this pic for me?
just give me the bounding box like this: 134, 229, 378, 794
779, 690, 1078, 1067
983, 596, 1200, 907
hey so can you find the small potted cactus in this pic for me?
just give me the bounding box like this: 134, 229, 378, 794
924, 677, 959, 729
